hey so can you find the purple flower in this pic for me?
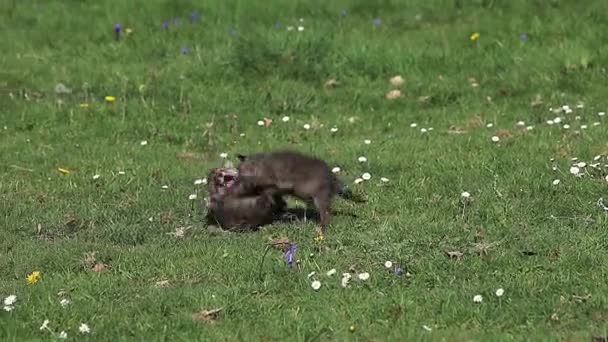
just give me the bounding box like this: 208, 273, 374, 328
519, 33, 528, 40
181, 47, 188, 55
172, 17, 180, 25
340, 9, 348, 16
188, 11, 200, 22
394, 266, 403, 276
114, 23, 121, 33
161, 21, 169, 29
283, 244, 297, 268
373, 18, 381, 25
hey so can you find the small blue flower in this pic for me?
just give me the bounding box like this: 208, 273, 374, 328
173, 17, 180, 25
394, 266, 403, 276
229, 28, 237, 36
283, 244, 298, 268
519, 33, 528, 40
181, 47, 188, 55
340, 9, 348, 16
114, 23, 121, 33
161, 21, 169, 29
274, 22, 281, 29
188, 11, 200, 22
373, 18, 381, 26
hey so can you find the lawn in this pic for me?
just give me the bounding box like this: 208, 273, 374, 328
2, 0, 608, 340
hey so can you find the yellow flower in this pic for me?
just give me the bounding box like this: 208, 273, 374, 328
57, 167, 70, 174
125, 28, 133, 35
104, 96, 116, 102
313, 234, 325, 243
470, 32, 480, 41
79, 103, 89, 108
26, 271, 41, 284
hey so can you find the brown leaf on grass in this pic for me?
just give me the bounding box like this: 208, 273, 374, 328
418, 95, 431, 103
466, 115, 483, 129
530, 94, 544, 107
192, 308, 223, 324
550, 312, 559, 321
495, 129, 512, 140
468, 77, 479, 87
389, 75, 404, 86
324, 79, 340, 88
263, 117, 273, 127
385, 89, 402, 100
82, 251, 97, 269
445, 250, 464, 260
447, 125, 468, 134
92, 263, 107, 273
176, 151, 204, 160
268, 236, 292, 252
592, 336, 607, 342
154, 280, 170, 288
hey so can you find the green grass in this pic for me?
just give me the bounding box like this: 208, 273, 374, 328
2, 0, 608, 340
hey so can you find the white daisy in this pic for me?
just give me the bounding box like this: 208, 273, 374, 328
331, 167, 341, 173
491, 136, 500, 143
219, 153, 228, 159
303, 124, 311, 130
552, 179, 560, 185
59, 298, 70, 308
420, 128, 428, 133
297, 26, 304, 32
326, 269, 337, 276
194, 179, 205, 185
569, 166, 580, 176
118, 171, 126, 175
364, 139, 371, 145
593, 122, 601, 126
40, 320, 50, 331
357, 272, 370, 281
282, 116, 290, 122
3, 295, 16, 306
257, 120, 265, 126
161, 185, 169, 190
3, 306, 13, 312
526, 126, 534, 131
473, 294, 483, 303
92, 174, 100, 180
593, 155, 602, 161
563, 124, 570, 129
140, 140, 148, 146
486, 123, 494, 128
330, 127, 338, 133
354, 178, 363, 184
380, 177, 389, 182
239, 133, 246, 137
307, 271, 316, 279
79, 323, 91, 334
599, 112, 606, 117
581, 125, 588, 129
495, 288, 504, 297
59, 331, 67, 339
461, 191, 471, 199
516, 121, 525, 127
546, 120, 554, 125
188, 194, 198, 200
410, 123, 417, 128
361, 173, 371, 180
576, 162, 586, 168
311, 280, 321, 291
384, 261, 393, 268
358, 156, 367, 163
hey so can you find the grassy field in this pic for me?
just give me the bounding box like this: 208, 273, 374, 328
2, 0, 608, 340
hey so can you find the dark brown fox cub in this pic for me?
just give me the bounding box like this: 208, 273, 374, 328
205, 167, 285, 231
228, 150, 365, 232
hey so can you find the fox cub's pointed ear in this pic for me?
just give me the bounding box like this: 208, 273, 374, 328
236, 154, 247, 162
